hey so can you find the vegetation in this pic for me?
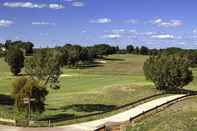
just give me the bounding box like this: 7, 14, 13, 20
126, 96, 197, 131
0, 39, 197, 127
5, 47, 25, 76
4, 40, 34, 56
0, 54, 162, 125
12, 77, 48, 113
143, 54, 193, 91
25, 49, 63, 89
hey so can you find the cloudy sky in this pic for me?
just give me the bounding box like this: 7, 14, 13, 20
0, 0, 197, 48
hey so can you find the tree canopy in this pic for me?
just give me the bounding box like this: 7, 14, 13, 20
25, 48, 63, 89
5, 47, 25, 75
12, 77, 48, 113
143, 54, 193, 91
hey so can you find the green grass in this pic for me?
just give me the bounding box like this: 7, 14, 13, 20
0, 54, 196, 126
185, 68, 197, 91
0, 54, 161, 123
126, 96, 197, 131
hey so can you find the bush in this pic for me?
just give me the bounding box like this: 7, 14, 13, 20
143, 54, 193, 91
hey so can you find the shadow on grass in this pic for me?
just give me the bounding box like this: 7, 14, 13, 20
41, 104, 116, 122
77, 63, 104, 69
39, 113, 75, 122
0, 94, 14, 106
103, 58, 124, 61
40, 94, 165, 122
62, 104, 117, 112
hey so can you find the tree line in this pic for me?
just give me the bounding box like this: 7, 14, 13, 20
1, 40, 197, 76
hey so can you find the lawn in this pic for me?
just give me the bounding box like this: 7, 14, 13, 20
0, 54, 196, 126
0, 54, 162, 124
126, 96, 197, 131
185, 68, 197, 91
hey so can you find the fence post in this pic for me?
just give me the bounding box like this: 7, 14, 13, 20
48, 120, 51, 127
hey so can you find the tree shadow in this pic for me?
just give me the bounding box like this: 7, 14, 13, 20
40, 104, 116, 122
62, 104, 117, 112
39, 113, 75, 122
17, 73, 29, 76
40, 94, 166, 122
0, 94, 14, 106
103, 58, 124, 61
77, 63, 104, 69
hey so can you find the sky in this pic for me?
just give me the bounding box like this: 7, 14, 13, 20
0, 0, 197, 48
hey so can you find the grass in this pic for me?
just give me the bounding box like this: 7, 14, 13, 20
185, 68, 197, 91
0, 54, 196, 126
126, 96, 197, 131
0, 54, 162, 124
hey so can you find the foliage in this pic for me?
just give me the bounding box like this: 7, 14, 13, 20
140, 46, 149, 55
12, 77, 48, 113
5, 40, 34, 56
25, 48, 62, 89
63, 44, 82, 66
126, 45, 134, 53
5, 47, 24, 75
143, 54, 193, 91
93, 44, 116, 57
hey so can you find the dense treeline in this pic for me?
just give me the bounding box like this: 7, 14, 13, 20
1, 40, 197, 76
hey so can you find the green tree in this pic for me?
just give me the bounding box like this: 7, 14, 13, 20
12, 77, 48, 113
143, 54, 193, 91
25, 48, 63, 89
135, 46, 140, 54
94, 44, 114, 57
140, 46, 149, 55
5, 48, 25, 75
126, 45, 134, 53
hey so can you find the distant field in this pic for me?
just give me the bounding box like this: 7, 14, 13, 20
126, 96, 197, 131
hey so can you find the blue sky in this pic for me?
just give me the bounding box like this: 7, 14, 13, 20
0, 0, 197, 48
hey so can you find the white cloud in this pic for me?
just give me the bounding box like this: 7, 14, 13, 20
3, 2, 46, 8
65, 0, 75, 2
153, 18, 162, 24
72, 2, 84, 7
125, 19, 139, 24
81, 30, 87, 33
151, 18, 183, 28
103, 34, 121, 39
90, 18, 112, 24
3, 2, 64, 10
111, 29, 126, 34
0, 20, 13, 27
49, 4, 64, 9
110, 29, 137, 35
32, 22, 56, 26
152, 34, 175, 39
193, 29, 197, 33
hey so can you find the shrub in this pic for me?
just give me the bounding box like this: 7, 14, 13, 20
143, 54, 193, 91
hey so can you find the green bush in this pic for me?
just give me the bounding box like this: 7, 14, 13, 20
143, 54, 193, 91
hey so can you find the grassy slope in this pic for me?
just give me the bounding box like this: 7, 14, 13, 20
126, 96, 197, 131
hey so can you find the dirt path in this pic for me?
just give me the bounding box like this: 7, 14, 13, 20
0, 94, 185, 131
